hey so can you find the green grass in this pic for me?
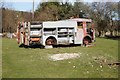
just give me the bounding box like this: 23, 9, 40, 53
0, 38, 2, 79
2, 38, 118, 78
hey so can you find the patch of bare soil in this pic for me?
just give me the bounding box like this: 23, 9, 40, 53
49, 53, 81, 61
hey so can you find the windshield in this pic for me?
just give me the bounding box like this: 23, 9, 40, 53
86, 22, 92, 29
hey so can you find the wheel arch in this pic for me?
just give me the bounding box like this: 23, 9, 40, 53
45, 36, 57, 45
83, 35, 92, 44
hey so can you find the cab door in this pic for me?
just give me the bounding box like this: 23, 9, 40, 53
74, 22, 84, 44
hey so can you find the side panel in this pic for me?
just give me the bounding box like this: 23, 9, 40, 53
57, 38, 69, 44
57, 27, 74, 45
74, 29, 84, 44
42, 21, 77, 45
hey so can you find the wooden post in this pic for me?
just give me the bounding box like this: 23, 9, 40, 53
32, 0, 34, 20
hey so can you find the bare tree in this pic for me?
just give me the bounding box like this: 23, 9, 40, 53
0, 0, 4, 33
0, 0, 4, 8
90, 2, 118, 37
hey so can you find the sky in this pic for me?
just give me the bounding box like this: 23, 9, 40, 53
3, 0, 120, 12
12, 2, 39, 11
4, 1, 40, 12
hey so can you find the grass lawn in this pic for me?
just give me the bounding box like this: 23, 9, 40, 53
2, 38, 118, 78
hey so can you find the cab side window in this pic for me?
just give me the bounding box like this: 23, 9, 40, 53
77, 22, 83, 28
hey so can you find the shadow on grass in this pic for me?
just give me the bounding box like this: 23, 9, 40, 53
19, 44, 45, 49
53, 44, 81, 48
19, 44, 82, 49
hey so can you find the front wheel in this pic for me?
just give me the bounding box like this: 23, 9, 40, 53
83, 39, 89, 45
83, 38, 91, 46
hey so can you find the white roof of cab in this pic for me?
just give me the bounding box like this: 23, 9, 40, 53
43, 20, 77, 28
68, 18, 92, 22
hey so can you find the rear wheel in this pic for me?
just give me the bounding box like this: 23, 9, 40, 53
45, 38, 57, 46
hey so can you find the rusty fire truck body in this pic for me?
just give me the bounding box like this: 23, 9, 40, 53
17, 18, 95, 47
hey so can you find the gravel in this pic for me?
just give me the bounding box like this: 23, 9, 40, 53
49, 53, 81, 61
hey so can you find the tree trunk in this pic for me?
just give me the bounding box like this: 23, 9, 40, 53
101, 31, 105, 37
110, 31, 113, 36
98, 31, 101, 37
